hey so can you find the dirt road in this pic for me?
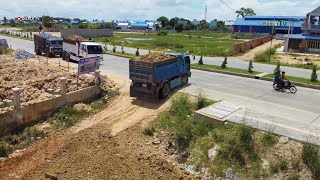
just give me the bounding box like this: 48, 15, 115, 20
0, 77, 190, 180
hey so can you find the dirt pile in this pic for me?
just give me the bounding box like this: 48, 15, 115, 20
133, 52, 173, 62
64, 35, 88, 42
0, 55, 114, 107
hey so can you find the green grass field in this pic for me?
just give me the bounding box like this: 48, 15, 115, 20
192, 64, 262, 75
96, 32, 244, 57
264, 74, 320, 86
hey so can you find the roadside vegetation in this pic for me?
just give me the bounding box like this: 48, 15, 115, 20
96, 32, 244, 57
264, 74, 320, 86
0, 30, 33, 40
192, 63, 261, 75
0, 48, 13, 55
0, 89, 119, 158
143, 93, 320, 179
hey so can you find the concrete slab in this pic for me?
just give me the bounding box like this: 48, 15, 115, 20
197, 103, 240, 120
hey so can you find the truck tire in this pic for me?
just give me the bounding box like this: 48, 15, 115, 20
161, 83, 170, 98
62, 51, 66, 60
182, 76, 189, 86
35, 47, 41, 55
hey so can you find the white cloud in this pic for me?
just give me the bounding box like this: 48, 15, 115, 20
0, 0, 317, 21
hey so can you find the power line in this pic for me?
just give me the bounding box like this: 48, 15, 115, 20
218, 0, 237, 12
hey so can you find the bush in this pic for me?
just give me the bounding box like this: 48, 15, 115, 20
195, 92, 213, 110
142, 127, 155, 136
274, 61, 281, 76
113, 46, 116, 53
302, 144, 320, 179
221, 57, 227, 69
261, 132, 279, 147
23, 127, 44, 139
198, 55, 203, 65
157, 31, 168, 36
0, 140, 11, 157
311, 65, 318, 82
121, 46, 125, 54
48, 106, 89, 128
248, 60, 254, 73
176, 130, 193, 151
136, 48, 140, 56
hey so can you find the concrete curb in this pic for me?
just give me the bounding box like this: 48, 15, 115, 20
192, 67, 320, 90
105, 52, 134, 59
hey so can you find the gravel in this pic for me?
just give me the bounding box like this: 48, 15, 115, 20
12, 49, 35, 59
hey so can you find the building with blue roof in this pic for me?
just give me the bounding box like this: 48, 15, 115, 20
233, 16, 305, 34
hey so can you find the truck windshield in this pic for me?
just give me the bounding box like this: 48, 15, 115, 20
87, 45, 103, 54
50, 41, 62, 46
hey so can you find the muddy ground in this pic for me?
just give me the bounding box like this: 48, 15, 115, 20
0, 78, 193, 180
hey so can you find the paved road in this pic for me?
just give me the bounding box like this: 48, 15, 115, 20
2, 35, 320, 144
101, 44, 319, 79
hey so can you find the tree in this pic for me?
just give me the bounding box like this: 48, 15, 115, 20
175, 24, 184, 33
236, 7, 256, 18
113, 45, 116, 53
311, 65, 318, 82
157, 16, 169, 27
3, 16, 7, 23
221, 57, 228, 68
248, 60, 254, 73
185, 23, 196, 31
121, 46, 125, 54
42, 16, 53, 28
274, 61, 281, 76
136, 48, 140, 56
169, 17, 179, 27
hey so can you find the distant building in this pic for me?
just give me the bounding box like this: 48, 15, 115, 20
116, 22, 129, 30
232, 16, 304, 34
177, 20, 188, 27
209, 20, 217, 27
192, 19, 200, 25
224, 21, 234, 30
284, 6, 320, 53
71, 18, 81, 26
130, 22, 149, 30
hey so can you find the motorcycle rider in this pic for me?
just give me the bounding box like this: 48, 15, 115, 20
279, 71, 287, 89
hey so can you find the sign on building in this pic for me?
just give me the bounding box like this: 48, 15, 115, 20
0, 39, 9, 49
78, 56, 100, 75
263, 20, 287, 27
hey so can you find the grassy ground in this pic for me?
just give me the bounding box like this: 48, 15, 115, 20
146, 94, 320, 179
0, 89, 119, 158
192, 64, 261, 75
264, 74, 320, 86
96, 32, 244, 57
105, 50, 138, 58
0, 32, 33, 40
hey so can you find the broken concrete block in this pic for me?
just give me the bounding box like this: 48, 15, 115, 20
208, 145, 220, 161
0, 101, 4, 108
3, 99, 13, 107
47, 89, 54, 94
54, 89, 61, 95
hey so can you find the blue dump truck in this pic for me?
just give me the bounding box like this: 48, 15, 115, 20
34, 32, 63, 57
129, 52, 191, 101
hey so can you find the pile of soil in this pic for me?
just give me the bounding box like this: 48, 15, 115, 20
0, 56, 114, 108
133, 52, 173, 62
65, 35, 88, 42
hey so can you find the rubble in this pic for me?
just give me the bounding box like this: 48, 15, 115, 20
65, 35, 88, 42
12, 49, 35, 59
132, 52, 173, 63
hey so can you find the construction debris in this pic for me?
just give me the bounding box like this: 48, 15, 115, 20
12, 49, 35, 59
132, 52, 173, 62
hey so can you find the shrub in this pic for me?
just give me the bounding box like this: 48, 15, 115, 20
175, 44, 184, 49
176, 130, 193, 151
136, 48, 140, 56
261, 132, 279, 147
221, 57, 227, 69
302, 144, 320, 179
248, 60, 254, 73
157, 31, 168, 36
113, 45, 116, 53
142, 127, 155, 136
0, 141, 11, 157
287, 174, 300, 180
121, 46, 125, 54
48, 106, 89, 128
198, 55, 203, 65
311, 65, 318, 82
23, 127, 44, 139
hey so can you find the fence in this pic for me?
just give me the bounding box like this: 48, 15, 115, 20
25, 28, 62, 32
0, 73, 102, 136
233, 35, 273, 53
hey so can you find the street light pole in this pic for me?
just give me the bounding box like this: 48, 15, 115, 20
286, 19, 292, 52
268, 16, 275, 62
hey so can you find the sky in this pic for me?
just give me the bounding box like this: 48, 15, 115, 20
0, 0, 318, 21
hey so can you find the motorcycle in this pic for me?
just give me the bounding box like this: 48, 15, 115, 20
273, 80, 297, 93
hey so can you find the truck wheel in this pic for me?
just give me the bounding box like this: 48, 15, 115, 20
161, 83, 170, 98
62, 51, 66, 60
182, 76, 189, 86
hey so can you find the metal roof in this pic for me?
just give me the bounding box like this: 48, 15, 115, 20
310, 6, 320, 14
130, 23, 148, 27
244, 16, 305, 20
285, 34, 320, 40
233, 17, 304, 27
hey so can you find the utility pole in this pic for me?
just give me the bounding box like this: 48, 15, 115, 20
173, 25, 176, 51
205, 3, 207, 22
268, 16, 275, 62
286, 19, 292, 52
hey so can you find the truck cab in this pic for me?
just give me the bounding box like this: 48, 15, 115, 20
79, 42, 104, 59
47, 38, 63, 55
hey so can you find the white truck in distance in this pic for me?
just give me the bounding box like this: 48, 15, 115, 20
62, 37, 103, 62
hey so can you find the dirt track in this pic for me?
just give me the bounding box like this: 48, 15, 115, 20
0, 77, 191, 180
